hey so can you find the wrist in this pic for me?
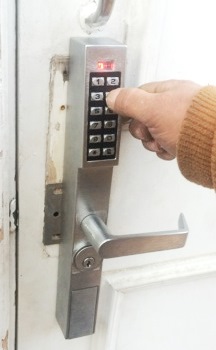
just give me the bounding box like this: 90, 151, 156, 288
177, 86, 216, 188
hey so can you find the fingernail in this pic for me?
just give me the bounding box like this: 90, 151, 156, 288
106, 88, 121, 109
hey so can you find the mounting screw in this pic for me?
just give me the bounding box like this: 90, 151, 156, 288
82, 257, 95, 269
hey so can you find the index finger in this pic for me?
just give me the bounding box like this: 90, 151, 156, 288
106, 88, 157, 124
139, 80, 181, 93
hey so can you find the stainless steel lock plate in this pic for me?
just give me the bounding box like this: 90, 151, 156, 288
43, 183, 63, 244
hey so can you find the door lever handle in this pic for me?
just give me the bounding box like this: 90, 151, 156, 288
80, 0, 115, 32
80, 213, 188, 259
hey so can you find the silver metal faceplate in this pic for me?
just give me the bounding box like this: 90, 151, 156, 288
56, 38, 126, 339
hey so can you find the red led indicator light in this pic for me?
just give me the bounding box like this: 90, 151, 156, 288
98, 62, 105, 70
97, 60, 115, 70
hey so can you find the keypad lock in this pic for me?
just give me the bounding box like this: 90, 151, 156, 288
88, 72, 121, 161
64, 37, 126, 169
56, 37, 127, 339
56, 38, 188, 339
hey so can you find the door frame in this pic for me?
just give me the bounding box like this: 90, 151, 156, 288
0, 0, 16, 349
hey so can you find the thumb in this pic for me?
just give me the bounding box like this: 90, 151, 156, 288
106, 87, 156, 124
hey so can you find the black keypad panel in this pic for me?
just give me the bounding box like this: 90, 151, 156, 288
87, 71, 121, 162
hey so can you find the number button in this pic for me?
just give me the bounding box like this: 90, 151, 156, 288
105, 107, 114, 115
89, 121, 102, 130
88, 148, 100, 157
90, 107, 103, 116
92, 77, 105, 86
103, 134, 115, 143
104, 120, 116, 129
103, 148, 115, 156
107, 77, 119, 86
91, 92, 104, 101
89, 135, 102, 144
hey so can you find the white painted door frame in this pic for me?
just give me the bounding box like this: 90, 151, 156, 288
0, 0, 16, 349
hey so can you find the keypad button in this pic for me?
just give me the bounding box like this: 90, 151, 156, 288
104, 120, 117, 129
105, 107, 114, 115
89, 121, 102, 130
88, 148, 100, 157
88, 72, 121, 162
103, 134, 115, 143
90, 107, 103, 116
107, 77, 119, 86
89, 135, 102, 144
91, 92, 104, 101
91, 77, 105, 86
103, 148, 115, 156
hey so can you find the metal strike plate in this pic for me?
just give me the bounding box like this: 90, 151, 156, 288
43, 183, 63, 244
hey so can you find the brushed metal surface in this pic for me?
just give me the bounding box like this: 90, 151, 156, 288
56, 37, 126, 339
80, 213, 188, 259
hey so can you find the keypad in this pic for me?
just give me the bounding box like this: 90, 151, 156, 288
87, 71, 121, 161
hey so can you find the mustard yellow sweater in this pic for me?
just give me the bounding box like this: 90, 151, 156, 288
177, 86, 216, 189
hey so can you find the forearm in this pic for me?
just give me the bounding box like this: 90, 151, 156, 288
107, 80, 216, 190
177, 86, 216, 189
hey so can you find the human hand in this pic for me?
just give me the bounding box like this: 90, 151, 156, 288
106, 80, 201, 160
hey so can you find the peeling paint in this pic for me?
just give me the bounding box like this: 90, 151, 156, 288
46, 156, 57, 183
49, 55, 69, 115
9, 198, 17, 234
50, 55, 69, 79
46, 55, 68, 185
55, 122, 60, 131
1, 331, 8, 350
0, 228, 3, 241
53, 187, 63, 195
42, 245, 50, 258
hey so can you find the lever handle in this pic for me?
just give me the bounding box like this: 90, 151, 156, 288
80, 0, 115, 32
80, 213, 188, 259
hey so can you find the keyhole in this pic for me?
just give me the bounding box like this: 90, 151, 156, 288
53, 211, 59, 217
82, 257, 95, 269
86, 260, 91, 268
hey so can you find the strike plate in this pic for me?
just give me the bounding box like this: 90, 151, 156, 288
43, 183, 63, 245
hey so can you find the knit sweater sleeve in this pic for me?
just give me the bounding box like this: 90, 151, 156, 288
177, 86, 216, 189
